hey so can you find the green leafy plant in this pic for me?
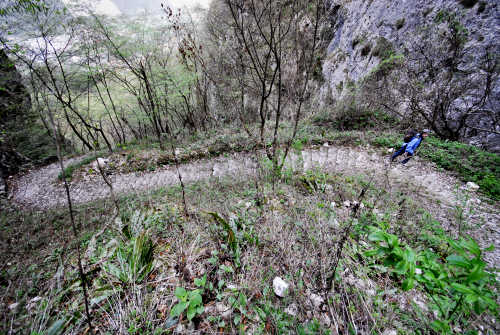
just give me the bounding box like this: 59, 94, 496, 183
298, 170, 329, 193
171, 280, 205, 321
227, 291, 249, 327
57, 154, 100, 181
208, 212, 258, 268
365, 227, 498, 333
105, 232, 155, 284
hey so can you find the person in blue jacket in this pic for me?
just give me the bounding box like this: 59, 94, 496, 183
391, 129, 429, 164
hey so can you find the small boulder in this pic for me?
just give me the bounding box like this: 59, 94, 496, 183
284, 303, 298, 317
273, 277, 290, 297
309, 292, 324, 310
92, 157, 109, 169
465, 182, 480, 191
216, 303, 232, 320
387, 148, 394, 153
8, 303, 19, 313
323, 142, 329, 147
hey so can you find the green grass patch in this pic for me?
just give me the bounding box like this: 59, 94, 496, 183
57, 154, 100, 181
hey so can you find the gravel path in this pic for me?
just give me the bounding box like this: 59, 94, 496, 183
9, 145, 499, 266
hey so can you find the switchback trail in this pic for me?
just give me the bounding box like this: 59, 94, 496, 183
10, 145, 499, 266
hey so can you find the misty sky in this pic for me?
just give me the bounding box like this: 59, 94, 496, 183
94, 0, 212, 16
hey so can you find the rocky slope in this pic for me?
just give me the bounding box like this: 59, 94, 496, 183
321, 0, 500, 150
10, 145, 500, 267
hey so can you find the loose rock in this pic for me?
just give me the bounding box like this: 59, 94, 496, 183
273, 277, 290, 297
465, 182, 480, 191
8, 303, 19, 313
216, 303, 232, 320
309, 293, 324, 310
284, 303, 298, 317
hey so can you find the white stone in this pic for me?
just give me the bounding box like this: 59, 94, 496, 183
273, 277, 290, 297
330, 201, 336, 209
226, 283, 238, 290
92, 157, 109, 169
8, 303, 19, 312
175, 323, 185, 333
387, 148, 395, 153
382, 330, 397, 335
320, 313, 331, 327
328, 217, 339, 227
216, 303, 232, 320
309, 293, 324, 309
284, 303, 298, 317
468, 198, 481, 206
323, 142, 329, 147
343, 200, 351, 207
26, 297, 41, 315
465, 182, 480, 191
412, 296, 428, 312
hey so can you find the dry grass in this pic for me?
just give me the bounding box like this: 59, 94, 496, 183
2, 161, 498, 334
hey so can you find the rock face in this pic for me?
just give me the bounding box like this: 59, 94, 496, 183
322, 0, 500, 151
0, 49, 31, 194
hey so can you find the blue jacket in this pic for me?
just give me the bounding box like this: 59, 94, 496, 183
405, 134, 423, 154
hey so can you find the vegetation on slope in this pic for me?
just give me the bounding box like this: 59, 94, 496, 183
1, 161, 498, 334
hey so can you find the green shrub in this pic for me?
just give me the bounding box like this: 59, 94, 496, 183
371, 37, 394, 59
419, 138, 500, 200
366, 227, 498, 333
57, 154, 100, 181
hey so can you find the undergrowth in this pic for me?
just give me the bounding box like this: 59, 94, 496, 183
2, 166, 498, 334
57, 154, 100, 181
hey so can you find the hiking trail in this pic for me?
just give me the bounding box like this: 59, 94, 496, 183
9, 145, 499, 266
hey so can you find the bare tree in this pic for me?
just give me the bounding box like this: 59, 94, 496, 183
1, 4, 113, 152
91, 12, 198, 148
46, 104, 93, 334
364, 11, 499, 141
219, 0, 325, 185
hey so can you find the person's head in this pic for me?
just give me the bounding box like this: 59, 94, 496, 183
421, 129, 430, 138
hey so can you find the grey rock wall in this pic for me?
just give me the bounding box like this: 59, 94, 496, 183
322, 0, 499, 151
0, 49, 31, 195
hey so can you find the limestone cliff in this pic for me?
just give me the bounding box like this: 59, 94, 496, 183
0, 49, 31, 194
322, 0, 499, 151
